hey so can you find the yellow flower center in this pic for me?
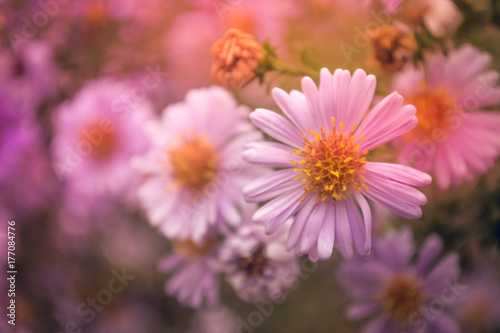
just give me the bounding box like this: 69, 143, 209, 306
167, 136, 219, 192
404, 82, 463, 140
291, 118, 368, 202
377, 275, 426, 324
172, 238, 216, 261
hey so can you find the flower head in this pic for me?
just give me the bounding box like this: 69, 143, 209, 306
159, 237, 222, 308
51, 79, 152, 200
243, 68, 431, 261
211, 28, 263, 88
392, 44, 500, 189
219, 221, 299, 302
367, 24, 417, 74
134, 86, 265, 244
339, 228, 461, 333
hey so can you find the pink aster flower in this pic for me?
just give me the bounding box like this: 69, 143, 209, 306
134, 86, 265, 244
219, 220, 299, 302
392, 44, 500, 189
339, 228, 461, 333
158, 238, 222, 308
243, 68, 431, 261
51, 79, 153, 201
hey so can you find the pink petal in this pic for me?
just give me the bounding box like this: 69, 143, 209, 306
286, 195, 316, 251
317, 201, 336, 260
365, 162, 432, 186
335, 200, 354, 259
250, 108, 303, 148
244, 169, 299, 203
272, 87, 314, 135
243, 141, 298, 167
298, 201, 328, 255
344, 69, 377, 130
252, 187, 305, 224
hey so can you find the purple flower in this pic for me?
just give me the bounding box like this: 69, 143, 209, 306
339, 227, 461, 333
243, 68, 431, 261
219, 221, 299, 302
51, 78, 153, 202
451, 271, 500, 331
158, 238, 222, 308
134, 86, 266, 244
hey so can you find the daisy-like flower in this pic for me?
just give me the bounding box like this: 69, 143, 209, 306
243, 68, 431, 260
158, 237, 221, 308
51, 79, 152, 200
339, 228, 461, 333
219, 220, 299, 302
134, 86, 265, 244
392, 44, 500, 189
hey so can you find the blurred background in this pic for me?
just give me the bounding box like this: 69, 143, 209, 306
1, 0, 500, 332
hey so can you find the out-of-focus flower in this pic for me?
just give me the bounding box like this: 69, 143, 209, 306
164, 11, 223, 100
243, 68, 431, 261
211, 28, 263, 88
340, 227, 461, 333
402, 0, 462, 36
158, 238, 221, 308
0, 90, 56, 216
0, 41, 56, 114
221, 0, 298, 45
220, 220, 298, 302
451, 271, 500, 332
367, 24, 417, 74
188, 306, 237, 333
134, 86, 265, 244
51, 78, 152, 200
392, 44, 500, 189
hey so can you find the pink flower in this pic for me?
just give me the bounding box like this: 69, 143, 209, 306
243, 68, 431, 261
51, 79, 153, 200
158, 238, 222, 308
392, 44, 500, 189
134, 86, 265, 244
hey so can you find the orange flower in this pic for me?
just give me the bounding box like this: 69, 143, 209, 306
211, 28, 263, 88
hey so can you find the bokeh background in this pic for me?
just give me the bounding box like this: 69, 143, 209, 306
1, 0, 500, 332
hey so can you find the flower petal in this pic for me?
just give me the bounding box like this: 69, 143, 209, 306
250, 108, 303, 148
243, 141, 298, 167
